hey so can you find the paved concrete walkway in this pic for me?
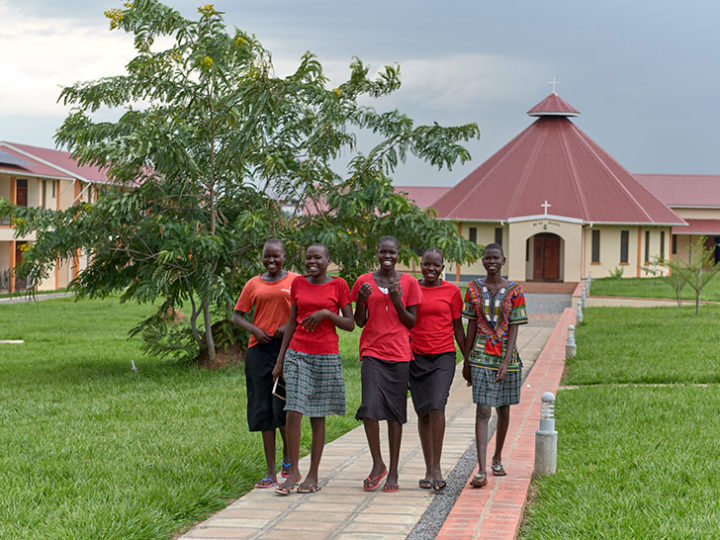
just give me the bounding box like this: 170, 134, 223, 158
0, 291, 73, 304
179, 311, 559, 540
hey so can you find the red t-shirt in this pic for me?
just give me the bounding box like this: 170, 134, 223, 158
411, 281, 463, 355
288, 276, 351, 355
235, 272, 299, 348
350, 272, 423, 362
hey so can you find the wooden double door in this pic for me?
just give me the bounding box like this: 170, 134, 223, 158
533, 233, 561, 281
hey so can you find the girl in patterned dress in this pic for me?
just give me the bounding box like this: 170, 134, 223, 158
272, 244, 354, 495
462, 243, 528, 488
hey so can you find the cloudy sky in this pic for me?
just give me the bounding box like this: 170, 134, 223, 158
1, 0, 718, 186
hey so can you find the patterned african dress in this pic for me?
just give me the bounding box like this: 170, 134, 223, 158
462, 280, 528, 407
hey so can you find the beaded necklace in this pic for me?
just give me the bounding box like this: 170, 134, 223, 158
481, 285, 505, 326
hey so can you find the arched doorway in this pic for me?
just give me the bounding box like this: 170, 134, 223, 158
530, 233, 562, 281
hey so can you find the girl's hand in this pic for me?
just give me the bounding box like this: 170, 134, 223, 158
494, 363, 508, 383
358, 282, 372, 299
274, 324, 288, 339
462, 361, 472, 387
388, 280, 402, 303
272, 361, 283, 380
301, 309, 328, 331
252, 327, 273, 344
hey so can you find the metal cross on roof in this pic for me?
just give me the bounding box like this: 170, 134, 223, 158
548, 76, 560, 94
541, 200, 551, 216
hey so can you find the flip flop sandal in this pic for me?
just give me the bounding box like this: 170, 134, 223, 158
274, 482, 298, 496
297, 482, 321, 494
363, 469, 387, 491
418, 478, 432, 489
280, 461, 291, 478
432, 479, 447, 492
254, 477, 278, 488
469, 473, 488, 488
382, 482, 399, 493
491, 461, 507, 476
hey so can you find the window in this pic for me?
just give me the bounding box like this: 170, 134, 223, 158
52, 180, 57, 197
494, 227, 503, 246
672, 235, 677, 255
644, 231, 650, 262
620, 230, 629, 263
591, 230, 600, 263
16, 179, 28, 207
660, 231, 665, 259
469, 227, 477, 244
42, 180, 47, 208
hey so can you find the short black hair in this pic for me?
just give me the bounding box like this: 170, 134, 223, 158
263, 238, 285, 253
307, 243, 329, 257
378, 235, 399, 249
483, 242, 504, 256
423, 247, 444, 263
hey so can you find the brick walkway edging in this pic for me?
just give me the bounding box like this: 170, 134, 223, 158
437, 306, 575, 540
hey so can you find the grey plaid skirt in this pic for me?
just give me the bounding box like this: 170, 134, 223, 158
471, 362, 523, 407
283, 348, 346, 417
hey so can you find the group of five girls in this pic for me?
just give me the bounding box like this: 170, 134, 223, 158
233, 236, 527, 495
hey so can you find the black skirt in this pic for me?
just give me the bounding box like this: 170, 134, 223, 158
409, 351, 456, 416
356, 356, 410, 424
245, 339, 286, 431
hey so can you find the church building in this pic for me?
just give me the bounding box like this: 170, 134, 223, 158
399, 93, 720, 283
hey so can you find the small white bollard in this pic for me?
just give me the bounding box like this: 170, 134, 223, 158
565, 325, 576, 359
535, 392, 557, 476
586, 272, 592, 294
581, 286, 587, 308
576, 300, 584, 324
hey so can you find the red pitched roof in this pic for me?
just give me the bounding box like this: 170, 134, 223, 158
527, 93, 579, 117
394, 186, 451, 209
634, 174, 720, 208
0, 141, 111, 184
433, 95, 685, 226
672, 219, 720, 235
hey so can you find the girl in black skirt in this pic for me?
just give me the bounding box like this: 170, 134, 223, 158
351, 236, 423, 492
409, 248, 465, 492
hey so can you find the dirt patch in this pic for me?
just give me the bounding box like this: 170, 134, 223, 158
195, 342, 246, 369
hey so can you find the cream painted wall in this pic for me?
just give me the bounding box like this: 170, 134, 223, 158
0, 175, 10, 199
506, 219, 583, 282
455, 221, 502, 276
674, 208, 720, 220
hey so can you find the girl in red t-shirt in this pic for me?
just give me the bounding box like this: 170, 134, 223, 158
351, 235, 423, 493
272, 244, 354, 495
409, 248, 465, 492
232, 239, 299, 489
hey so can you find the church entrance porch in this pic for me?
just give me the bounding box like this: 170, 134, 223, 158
528, 233, 563, 281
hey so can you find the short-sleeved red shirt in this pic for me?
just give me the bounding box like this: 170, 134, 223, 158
234, 272, 299, 348
350, 272, 423, 362
410, 281, 463, 355
288, 276, 351, 355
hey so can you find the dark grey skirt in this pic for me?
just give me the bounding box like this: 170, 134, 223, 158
356, 356, 410, 424
284, 348, 346, 417
409, 351, 456, 416
245, 339, 286, 431
470, 362, 523, 407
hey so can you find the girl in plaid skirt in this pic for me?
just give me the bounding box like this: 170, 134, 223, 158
272, 244, 354, 495
462, 243, 528, 488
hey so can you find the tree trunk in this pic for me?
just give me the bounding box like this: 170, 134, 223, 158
202, 300, 216, 360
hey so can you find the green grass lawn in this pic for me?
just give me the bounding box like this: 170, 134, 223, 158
0, 297, 363, 539
521, 305, 720, 539
589, 275, 720, 302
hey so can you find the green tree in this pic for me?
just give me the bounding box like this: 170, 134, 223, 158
668, 236, 720, 314
1, 0, 480, 362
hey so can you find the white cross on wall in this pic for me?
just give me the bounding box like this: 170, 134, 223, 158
541, 200, 551, 216
548, 76, 560, 94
